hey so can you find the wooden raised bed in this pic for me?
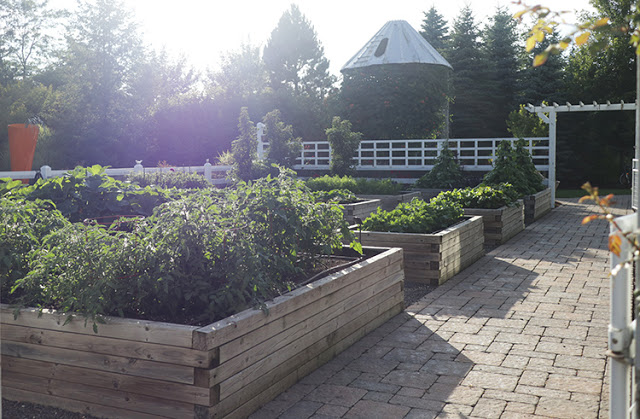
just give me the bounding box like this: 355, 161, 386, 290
1, 247, 404, 419
524, 188, 551, 225
341, 198, 381, 223
354, 216, 484, 285
464, 201, 524, 246
357, 191, 421, 211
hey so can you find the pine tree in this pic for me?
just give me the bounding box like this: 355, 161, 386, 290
482, 7, 520, 136
447, 6, 493, 137
420, 6, 449, 55
263, 4, 334, 98
518, 31, 566, 105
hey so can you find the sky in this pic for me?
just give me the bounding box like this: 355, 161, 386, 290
52, 0, 596, 77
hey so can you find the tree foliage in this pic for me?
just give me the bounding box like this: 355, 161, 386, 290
325, 116, 362, 175
420, 6, 450, 54
231, 107, 256, 181
263, 109, 302, 168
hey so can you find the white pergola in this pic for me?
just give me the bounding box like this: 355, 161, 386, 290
526, 100, 637, 208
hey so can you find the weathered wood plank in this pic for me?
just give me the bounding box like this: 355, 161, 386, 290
0, 305, 197, 348
209, 292, 404, 418
216, 277, 403, 397
193, 247, 403, 351
2, 355, 213, 406
1, 324, 214, 368
2, 340, 195, 384
213, 269, 403, 385
218, 259, 403, 364
3, 370, 195, 418
3, 387, 161, 419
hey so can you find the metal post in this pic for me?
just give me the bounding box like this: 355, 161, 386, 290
610, 216, 634, 418
40, 165, 52, 179
204, 159, 212, 183
548, 110, 557, 208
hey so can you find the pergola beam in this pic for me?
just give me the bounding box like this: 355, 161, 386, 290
526, 100, 637, 113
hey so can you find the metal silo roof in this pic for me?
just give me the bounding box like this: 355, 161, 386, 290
341, 20, 452, 72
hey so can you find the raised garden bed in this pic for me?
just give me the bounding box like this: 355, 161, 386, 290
464, 201, 524, 246
341, 198, 382, 223
357, 191, 421, 211
1, 247, 404, 419
524, 188, 551, 225
354, 216, 484, 285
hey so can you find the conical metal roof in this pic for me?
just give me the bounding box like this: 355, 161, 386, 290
341, 20, 452, 72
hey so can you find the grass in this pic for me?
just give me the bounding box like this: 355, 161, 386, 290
555, 188, 631, 198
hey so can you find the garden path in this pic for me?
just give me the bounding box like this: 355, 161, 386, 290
251, 196, 632, 418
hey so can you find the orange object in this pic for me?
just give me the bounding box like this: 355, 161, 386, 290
8, 123, 39, 183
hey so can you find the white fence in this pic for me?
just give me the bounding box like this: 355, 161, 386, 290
289, 137, 550, 173
0, 160, 232, 185
0, 137, 550, 183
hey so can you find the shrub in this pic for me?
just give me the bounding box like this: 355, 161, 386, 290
483, 141, 543, 196
263, 109, 302, 168
0, 165, 174, 223
306, 175, 403, 195
415, 141, 465, 188
127, 171, 210, 189
8, 168, 355, 326
231, 107, 257, 181
326, 116, 362, 175
361, 198, 463, 234
430, 183, 520, 209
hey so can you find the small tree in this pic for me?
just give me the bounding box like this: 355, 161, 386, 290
326, 116, 362, 176
231, 107, 256, 181
263, 109, 301, 168
415, 141, 465, 188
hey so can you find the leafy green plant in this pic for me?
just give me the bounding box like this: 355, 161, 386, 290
126, 171, 210, 189
0, 198, 69, 300
263, 109, 302, 168
231, 107, 257, 182
513, 139, 545, 194
415, 141, 465, 188
506, 104, 548, 138
312, 189, 359, 204
326, 116, 362, 175
306, 175, 403, 195
483, 141, 543, 196
1, 165, 173, 223
7, 167, 357, 326
361, 198, 463, 234
430, 183, 520, 209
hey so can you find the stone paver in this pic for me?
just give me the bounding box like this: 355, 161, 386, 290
251, 197, 630, 418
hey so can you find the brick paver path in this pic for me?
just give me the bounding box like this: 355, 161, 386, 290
252, 197, 632, 418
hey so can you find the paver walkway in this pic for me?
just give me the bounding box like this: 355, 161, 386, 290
251, 197, 632, 419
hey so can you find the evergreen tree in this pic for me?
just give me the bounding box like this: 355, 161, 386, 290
263, 4, 334, 98
420, 6, 449, 54
447, 6, 493, 137
482, 7, 520, 136
262, 5, 335, 142
518, 31, 566, 105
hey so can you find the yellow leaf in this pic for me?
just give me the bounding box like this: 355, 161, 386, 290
526, 36, 537, 52
533, 53, 548, 67
595, 17, 609, 27
609, 234, 622, 257
578, 195, 592, 203
559, 41, 569, 50
582, 215, 599, 225
536, 31, 545, 42
513, 10, 527, 19
576, 32, 590, 46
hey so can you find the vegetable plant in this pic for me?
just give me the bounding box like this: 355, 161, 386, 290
126, 171, 210, 189
483, 141, 544, 196
361, 198, 463, 234
306, 175, 403, 195
414, 141, 465, 189
430, 183, 520, 209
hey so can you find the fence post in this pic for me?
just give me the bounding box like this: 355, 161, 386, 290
204, 159, 212, 183
134, 160, 143, 173
256, 122, 265, 160
40, 165, 52, 179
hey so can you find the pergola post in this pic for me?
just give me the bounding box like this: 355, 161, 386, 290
549, 109, 557, 208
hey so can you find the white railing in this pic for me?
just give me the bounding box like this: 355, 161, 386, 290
0, 137, 551, 183
0, 160, 232, 185
292, 137, 550, 173
633, 159, 638, 210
